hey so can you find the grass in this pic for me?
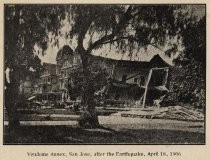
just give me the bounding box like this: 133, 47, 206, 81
4, 125, 205, 144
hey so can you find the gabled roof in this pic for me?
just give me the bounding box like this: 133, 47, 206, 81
56, 45, 73, 61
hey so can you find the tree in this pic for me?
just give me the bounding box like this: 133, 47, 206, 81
5, 4, 194, 129
163, 15, 206, 109
5, 5, 49, 136
64, 5, 191, 127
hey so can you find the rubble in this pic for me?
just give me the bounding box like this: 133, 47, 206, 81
112, 106, 204, 121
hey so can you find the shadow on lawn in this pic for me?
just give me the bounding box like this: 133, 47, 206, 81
4, 125, 205, 144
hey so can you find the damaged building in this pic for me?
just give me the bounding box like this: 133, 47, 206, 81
32, 44, 171, 108
88, 53, 170, 107
55, 45, 170, 107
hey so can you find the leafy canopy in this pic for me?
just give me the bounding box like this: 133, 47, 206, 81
5, 4, 201, 71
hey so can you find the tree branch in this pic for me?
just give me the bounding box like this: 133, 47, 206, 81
87, 5, 134, 53
89, 35, 165, 53
100, 36, 138, 45
86, 6, 165, 54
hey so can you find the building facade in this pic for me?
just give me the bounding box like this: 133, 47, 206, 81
56, 45, 82, 91
87, 54, 170, 107
32, 44, 170, 107
34, 62, 58, 93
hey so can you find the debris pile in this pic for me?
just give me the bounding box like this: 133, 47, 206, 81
112, 106, 204, 121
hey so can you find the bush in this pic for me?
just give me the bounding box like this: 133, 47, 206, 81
162, 61, 205, 109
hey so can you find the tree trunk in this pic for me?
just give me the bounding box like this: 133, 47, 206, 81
77, 48, 100, 128
5, 7, 22, 140
5, 69, 20, 140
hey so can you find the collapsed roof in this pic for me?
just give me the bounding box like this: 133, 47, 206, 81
56, 44, 170, 68
88, 54, 170, 69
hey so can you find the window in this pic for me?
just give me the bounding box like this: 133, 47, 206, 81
134, 78, 138, 83
77, 58, 80, 64
139, 76, 145, 86
60, 80, 63, 88
122, 75, 127, 83
69, 59, 73, 66
44, 69, 48, 75
57, 67, 60, 75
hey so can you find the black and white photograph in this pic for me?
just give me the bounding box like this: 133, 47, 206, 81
3, 4, 206, 145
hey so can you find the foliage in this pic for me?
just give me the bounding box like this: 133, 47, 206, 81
68, 5, 187, 55
163, 62, 205, 109
4, 5, 66, 80
5, 4, 195, 78
176, 16, 206, 64
5, 4, 203, 126
68, 66, 109, 101
163, 16, 206, 109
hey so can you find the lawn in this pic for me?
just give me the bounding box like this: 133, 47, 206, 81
4, 124, 205, 144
